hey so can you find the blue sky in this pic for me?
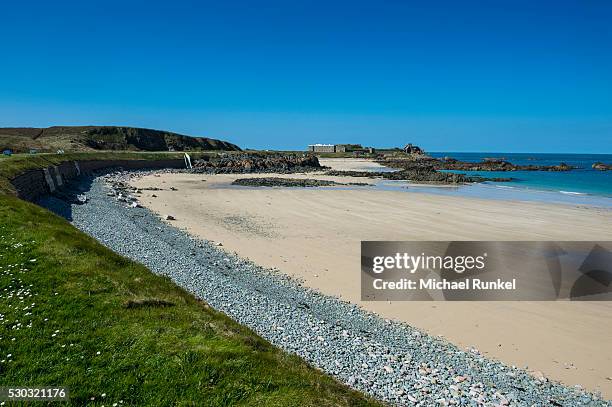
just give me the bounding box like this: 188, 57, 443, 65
1, 0, 611, 152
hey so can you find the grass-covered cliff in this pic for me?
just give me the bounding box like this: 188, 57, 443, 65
0, 126, 241, 153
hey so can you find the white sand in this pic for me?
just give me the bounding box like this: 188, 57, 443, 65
131, 168, 612, 397
318, 157, 391, 171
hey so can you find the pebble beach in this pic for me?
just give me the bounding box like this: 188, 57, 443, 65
39, 171, 612, 406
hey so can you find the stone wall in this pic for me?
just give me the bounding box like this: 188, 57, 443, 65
11, 159, 185, 202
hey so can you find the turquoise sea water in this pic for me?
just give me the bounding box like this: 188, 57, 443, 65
431, 152, 612, 196
383, 153, 612, 208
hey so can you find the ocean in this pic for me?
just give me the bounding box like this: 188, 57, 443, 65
380, 153, 612, 208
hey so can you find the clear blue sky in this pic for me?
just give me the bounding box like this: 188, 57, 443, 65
1, 0, 611, 152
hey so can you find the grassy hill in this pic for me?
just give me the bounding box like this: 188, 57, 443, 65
0, 126, 241, 153
0, 153, 380, 406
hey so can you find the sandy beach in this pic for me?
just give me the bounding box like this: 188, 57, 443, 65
130, 159, 612, 397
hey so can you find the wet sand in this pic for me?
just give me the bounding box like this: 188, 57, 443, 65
130, 164, 612, 397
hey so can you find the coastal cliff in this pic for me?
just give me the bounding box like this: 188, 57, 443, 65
0, 126, 241, 153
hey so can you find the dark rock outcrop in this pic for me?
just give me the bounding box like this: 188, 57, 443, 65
437, 160, 575, 172
231, 177, 370, 187
324, 169, 512, 184
592, 162, 611, 171
378, 157, 576, 172
192, 153, 324, 174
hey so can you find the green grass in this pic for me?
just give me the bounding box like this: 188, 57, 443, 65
0, 155, 382, 406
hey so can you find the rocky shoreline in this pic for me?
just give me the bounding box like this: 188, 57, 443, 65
593, 162, 611, 171
191, 153, 325, 174
37, 170, 611, 407
378, 157, 576, 173
190, 153, 514, 185
324, 169, 512, 184
232, 177, 371, 188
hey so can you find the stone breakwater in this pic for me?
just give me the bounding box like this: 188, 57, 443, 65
39, 172, 610, 407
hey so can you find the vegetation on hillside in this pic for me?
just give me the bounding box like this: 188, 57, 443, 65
0, 155, 380, 406
0, 126, 241, 153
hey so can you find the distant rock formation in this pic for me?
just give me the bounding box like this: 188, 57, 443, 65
379, 157, 576, 172
592, 162, 611, 171
436, 160, 575, 172
325, 169, 512, 184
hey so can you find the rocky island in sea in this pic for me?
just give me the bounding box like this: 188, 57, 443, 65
593, 162, 611, 171
375, 146, 577, 172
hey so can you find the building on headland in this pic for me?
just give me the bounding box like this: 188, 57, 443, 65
307, 143, 375, 154
403, 143, 424, 155
307, 144, 336, 153
308, 142, 424, 156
